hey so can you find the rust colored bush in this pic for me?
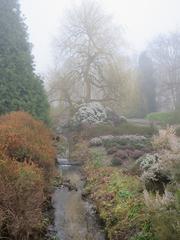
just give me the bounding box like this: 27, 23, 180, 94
0, 111, 56, 179
0, 112, 56, 239
0, 158, 44, 239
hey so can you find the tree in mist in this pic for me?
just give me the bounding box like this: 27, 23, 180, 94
138, 51, 157, 115
49, 0, 134, 117
148, 32, 180, 111
0, 0, 49, 123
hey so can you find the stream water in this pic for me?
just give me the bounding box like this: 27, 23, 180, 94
51, 158, 105, 240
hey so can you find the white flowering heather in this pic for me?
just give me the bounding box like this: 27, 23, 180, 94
138, 154, 158, 171
89, 135, 147, 146
89, 137, 103, 146
113, 135, 147, 142
101, 135, 114, 141
73, 102, 107, 125
89, 135, 114, 146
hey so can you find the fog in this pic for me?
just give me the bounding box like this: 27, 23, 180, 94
20, 0, 180, 74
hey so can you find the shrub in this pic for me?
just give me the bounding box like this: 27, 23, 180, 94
0, 158, 44, 239
82, 123, 156, 139
89, 137, 103, 147
0, 111, 56, 179
152, 127, 177, 151
54, 135, 69, 158
112, 149, 145, 166
144, 190, 180, 240
84, 165, 154, 240
71, 141, 91, 162
89, 148, 106, 168
0, 112, 56, 239
138, 154, 158, 171
103, 135, 149, 150
71, 102, 122, 126
137, 128, 180, 239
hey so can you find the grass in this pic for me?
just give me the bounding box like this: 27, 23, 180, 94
146, 111, 180, 125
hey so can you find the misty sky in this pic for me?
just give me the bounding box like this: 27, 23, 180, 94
20, 0, 180, 74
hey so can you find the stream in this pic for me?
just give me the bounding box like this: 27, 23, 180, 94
51, 157, 105, 240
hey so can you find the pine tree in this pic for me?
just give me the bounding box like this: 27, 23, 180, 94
0, 0, 49, 123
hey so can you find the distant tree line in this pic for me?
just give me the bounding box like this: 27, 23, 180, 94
47, 0, 180, 122
138, 32, 180, 116
0, 0, 49, 123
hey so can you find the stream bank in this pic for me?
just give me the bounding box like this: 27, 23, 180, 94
50, 157, 105, 240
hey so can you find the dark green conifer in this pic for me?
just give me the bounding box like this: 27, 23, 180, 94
0, 0, 49, 123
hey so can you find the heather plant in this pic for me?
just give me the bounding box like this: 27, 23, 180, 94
0, 112, 56, 180
90, 148, 106, 168
84, 165, 154, 240
138, 128, 180, 240
0, 158, 45, 239
144, 189, 180, 240
138, 154, 158, 171
71, 140, 91, 162
152, 126, 177, 151
82, 122, 156, 139
0, 112, 56, 239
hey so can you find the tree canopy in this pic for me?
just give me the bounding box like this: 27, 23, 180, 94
48, 0, 137, 120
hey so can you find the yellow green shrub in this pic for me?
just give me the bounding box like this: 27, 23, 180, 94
84, 165, 154, 240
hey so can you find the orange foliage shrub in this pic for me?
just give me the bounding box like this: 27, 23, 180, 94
0, 111, 56, 179
0, 112, 56, 239
0, 158, 44, 239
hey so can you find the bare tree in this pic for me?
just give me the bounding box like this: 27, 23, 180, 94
53, 0, 126, 104
148, 32, 180, 111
